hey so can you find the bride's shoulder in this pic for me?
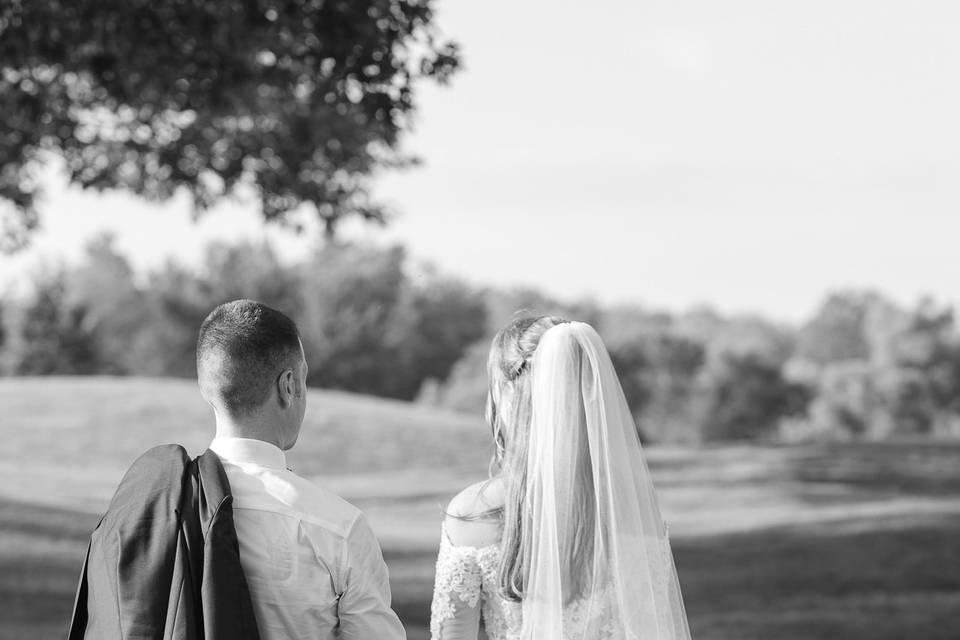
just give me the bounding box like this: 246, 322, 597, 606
447, 478, 505, 518
443, 478, 505, 548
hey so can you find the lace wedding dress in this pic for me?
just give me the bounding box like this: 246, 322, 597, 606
430, 524, 687, 640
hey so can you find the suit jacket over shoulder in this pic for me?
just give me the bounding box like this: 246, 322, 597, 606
68, 444, 260, 640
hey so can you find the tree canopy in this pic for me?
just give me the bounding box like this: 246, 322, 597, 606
0, 0, 459, 250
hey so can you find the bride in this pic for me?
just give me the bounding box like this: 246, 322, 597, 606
430, 317, 692, 640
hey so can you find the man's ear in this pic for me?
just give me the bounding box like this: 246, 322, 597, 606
277, 369, 295, 408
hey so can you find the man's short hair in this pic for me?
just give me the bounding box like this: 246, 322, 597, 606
196, 299, 302, 415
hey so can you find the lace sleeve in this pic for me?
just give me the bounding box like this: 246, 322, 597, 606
429, 530, 483, 640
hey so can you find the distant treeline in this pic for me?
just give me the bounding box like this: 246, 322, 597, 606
2, 235, 959, 443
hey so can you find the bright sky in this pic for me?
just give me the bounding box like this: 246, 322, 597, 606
2, 0, 958, 323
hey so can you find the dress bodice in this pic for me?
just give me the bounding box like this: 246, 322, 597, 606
429, 527, 625, 640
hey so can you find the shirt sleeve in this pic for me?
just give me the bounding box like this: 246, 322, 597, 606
337, 513, 406, 640
429, 533, 483, 640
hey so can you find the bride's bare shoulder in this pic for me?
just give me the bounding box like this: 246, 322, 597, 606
443, 478, 505, 548
448, 477, 506, 515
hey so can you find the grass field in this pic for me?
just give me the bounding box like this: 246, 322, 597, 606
1, 377, 959, 639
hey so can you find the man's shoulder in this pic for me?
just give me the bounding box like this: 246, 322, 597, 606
101, 445, 191, 528
277, 470, 366, 537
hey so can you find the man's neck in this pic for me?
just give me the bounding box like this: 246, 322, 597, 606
213, 410, 285, 450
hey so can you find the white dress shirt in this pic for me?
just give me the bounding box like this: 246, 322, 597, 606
209, 436, 406, 640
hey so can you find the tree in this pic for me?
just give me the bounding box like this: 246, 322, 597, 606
201, 240, 303, 315
131, 240, 307, 377
397, 272, 487, 397
4, 269, 101, 374
134, 260, 213, 377
700, 353, 810, 441
886, 301, 960, 434
795, 291, 879, 365
0, 0, 460, 250
807, 361, 883, 438
418, 340, 491, 413
299, 243, 409, 395
627, 334, 707, 442
603, 321, 706, 442
798, 299, 960, 439
676, 307, 795, 368
0, 297, 8, 374
65, 234, 147, 373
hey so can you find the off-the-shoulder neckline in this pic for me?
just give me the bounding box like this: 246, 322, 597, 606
441, 522, 501, 551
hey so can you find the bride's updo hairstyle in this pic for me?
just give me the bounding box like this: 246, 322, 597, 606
485, 314, 571, 602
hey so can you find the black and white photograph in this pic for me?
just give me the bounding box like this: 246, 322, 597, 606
1, 1, 958, 639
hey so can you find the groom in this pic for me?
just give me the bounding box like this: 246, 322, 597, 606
198, 299, 405, 639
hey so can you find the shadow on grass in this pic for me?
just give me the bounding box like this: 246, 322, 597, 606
784, 441, 960, 496
676, 512, 960, 640
2, 498, 958, 640
0, 500, 97, 640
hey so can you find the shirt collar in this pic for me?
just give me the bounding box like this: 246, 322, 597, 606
210, 436, 287, 470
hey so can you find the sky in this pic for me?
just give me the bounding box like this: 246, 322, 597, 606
2, 0, 958, 323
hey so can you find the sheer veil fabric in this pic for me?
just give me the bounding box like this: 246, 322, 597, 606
521, 322, 691, 640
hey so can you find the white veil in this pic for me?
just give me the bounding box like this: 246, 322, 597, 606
521, 322, 691, 640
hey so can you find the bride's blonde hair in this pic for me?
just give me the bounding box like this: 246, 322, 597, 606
486, 315, 596, 603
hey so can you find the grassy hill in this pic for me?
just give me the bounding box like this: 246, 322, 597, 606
1, 377, 959, 639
